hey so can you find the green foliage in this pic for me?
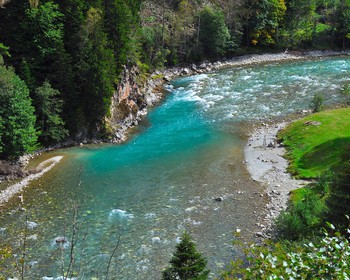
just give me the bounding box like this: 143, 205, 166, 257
0, 43, 10, 58
326, 146, 350, 227
310, 92, 324, 112
2, 0, 350, 148
0, 244, 13, 279
34, 81, 68, 144
278, 108, 350, 178
105, 0, 142, 68
76, 7, 116, 131
24, 2, 64, 58
141, 24, 170, 68
0, 43, 10, 66
340, 84, 350, 105
248, 0, 287, 47
333, 0, 350, 48
162, 232, 210, 280
0, 65, 38, 159
282, 0, 317, 47
222, 225, 350, 279
198, 5, 231, 58
276, 189, 326, 240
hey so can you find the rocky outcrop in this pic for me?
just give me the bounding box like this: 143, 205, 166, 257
107, 66, 165, 142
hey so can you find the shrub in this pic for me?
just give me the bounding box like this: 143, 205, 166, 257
310, 93, 324, 112
222, 224, 350, 279
276, 190, 326, 240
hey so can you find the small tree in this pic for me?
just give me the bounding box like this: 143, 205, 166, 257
310, 93, 324, 112
162, 232, 210, 280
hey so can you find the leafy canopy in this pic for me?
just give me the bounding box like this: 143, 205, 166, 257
0, 65, 38, 159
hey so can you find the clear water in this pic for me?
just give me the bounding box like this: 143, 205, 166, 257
1, 57, 350, 279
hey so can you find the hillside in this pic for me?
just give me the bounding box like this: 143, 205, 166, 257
1, 0, 350, 158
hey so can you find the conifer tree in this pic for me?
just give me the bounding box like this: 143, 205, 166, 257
162, 232, 210, 280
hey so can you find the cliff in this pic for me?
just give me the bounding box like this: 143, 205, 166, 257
107, 66, 165, 142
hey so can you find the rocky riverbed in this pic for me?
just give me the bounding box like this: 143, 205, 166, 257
244, 121, 308, 237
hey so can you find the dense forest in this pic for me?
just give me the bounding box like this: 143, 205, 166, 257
1, 0, 350, 159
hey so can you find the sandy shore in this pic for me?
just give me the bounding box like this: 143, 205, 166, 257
0, 156, 63, 205
244, 122, 308, 236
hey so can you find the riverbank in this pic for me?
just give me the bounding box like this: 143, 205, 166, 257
160, 50, 350, 81
0, 156, 63, 206
244, 121, 308, 237
0, 50, 347, 206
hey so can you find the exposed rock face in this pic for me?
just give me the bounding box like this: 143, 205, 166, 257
107, 66, 164, 142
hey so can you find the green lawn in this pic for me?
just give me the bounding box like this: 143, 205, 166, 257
278, 108, 350, 179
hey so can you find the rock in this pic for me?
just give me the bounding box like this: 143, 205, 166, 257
255, 232, 264, 238
163, 75, 171, 82
18, 206, 26, 212
181, 68, 191, 75
215, 197, 224, 202
304, 120, 321, 126
26, 221, 38, 229
151, 236, 161, 243
28, 234, 38, 241
55, 236, 67, 244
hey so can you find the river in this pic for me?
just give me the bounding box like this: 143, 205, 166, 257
1, 56, 349, 279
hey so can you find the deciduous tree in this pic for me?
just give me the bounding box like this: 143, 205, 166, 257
198, 5, 231, 58
0, 65, 37, 159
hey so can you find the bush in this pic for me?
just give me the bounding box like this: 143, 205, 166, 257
326, 146, 350, 227
310, 93, 324, 112
276, 190, 326, 240
222, 224, 350, 279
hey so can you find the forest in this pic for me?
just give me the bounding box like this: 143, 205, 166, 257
1, 1, 350, 279
1, 0, 350, 159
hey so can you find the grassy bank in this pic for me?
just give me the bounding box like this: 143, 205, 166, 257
278, 108, 350, 179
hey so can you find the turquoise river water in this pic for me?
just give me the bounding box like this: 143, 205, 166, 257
1, 56, 350, 279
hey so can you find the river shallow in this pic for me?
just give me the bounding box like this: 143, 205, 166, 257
1, 56, 350, 279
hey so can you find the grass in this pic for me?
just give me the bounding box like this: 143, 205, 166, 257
278, 107, 350, 179
290, 187, 311, 205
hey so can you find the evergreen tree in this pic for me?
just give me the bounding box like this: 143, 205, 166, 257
34, 81, 68, 145
162, 232, 210, 280
0, 65, 37, 159
104, 0, 142, 69
76, 7, 116, 132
